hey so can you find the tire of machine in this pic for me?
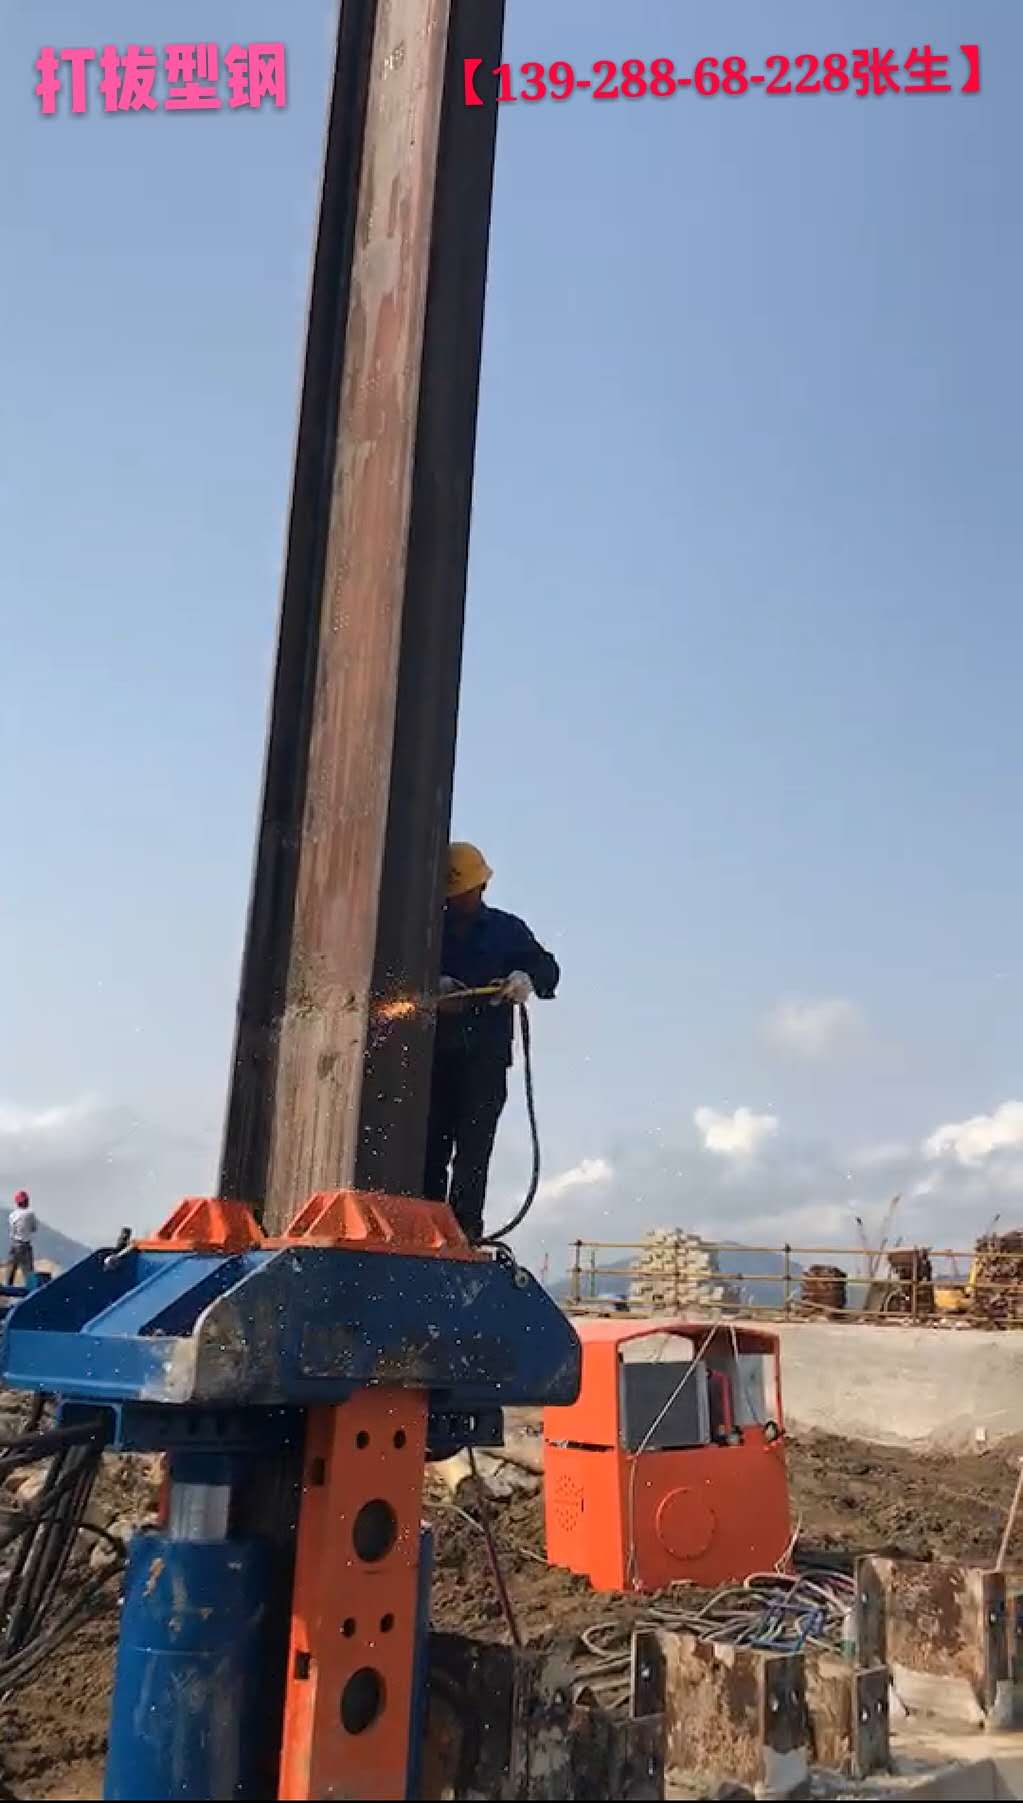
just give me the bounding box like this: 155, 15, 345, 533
105, 1534, 274, 1802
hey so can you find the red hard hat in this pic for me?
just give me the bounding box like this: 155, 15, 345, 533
13, 1191, 28, 1205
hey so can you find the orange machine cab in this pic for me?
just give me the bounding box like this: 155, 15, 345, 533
543, 1319, 791, 1593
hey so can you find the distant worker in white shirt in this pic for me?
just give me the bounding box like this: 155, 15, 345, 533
7, 1190, 37, 1285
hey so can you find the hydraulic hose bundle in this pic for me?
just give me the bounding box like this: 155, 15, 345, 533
572, 1568, 858, 1712
0, 1408, 122, 1691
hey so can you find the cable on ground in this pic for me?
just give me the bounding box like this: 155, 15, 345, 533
573, 1566, 856, 1709
466, 1446, 524, 1648
0, 1408, 122, 1694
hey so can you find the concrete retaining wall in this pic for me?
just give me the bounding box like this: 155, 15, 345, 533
756, 1322, 1023, 1452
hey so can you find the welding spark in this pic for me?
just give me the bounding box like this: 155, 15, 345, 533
375, 997, 420, 1022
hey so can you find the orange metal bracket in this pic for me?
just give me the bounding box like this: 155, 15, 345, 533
139, 1191, 484, 1263
278, 1390, 429, 1801
272, 1190, 483, 1261
137, 1197, 266, 1253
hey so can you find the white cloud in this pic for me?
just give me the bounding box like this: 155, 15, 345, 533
0, 1097, 100, 1148
0, 1094, 218, 1246
848, 1140, 913, 1171
923, 1100, 1023, 1167
735, 1198, 870, 1245
497, 1099, 1021, 1277
479, 1077, 1023, 1277
0, 1096, 121, 1185
764, 997, 866, 1060
537, 1157, 613, 1204
694, 1105, 779, 1159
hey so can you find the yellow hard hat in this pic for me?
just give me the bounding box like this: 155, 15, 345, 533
447, 842, 492, 898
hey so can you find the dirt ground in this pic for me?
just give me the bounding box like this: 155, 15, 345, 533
428, 1430, 1023, 1645
0, 1435, 158, 1802
0, 1430, 1020, 1800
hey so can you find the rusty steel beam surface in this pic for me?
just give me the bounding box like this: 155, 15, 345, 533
219, 0, 505, 1227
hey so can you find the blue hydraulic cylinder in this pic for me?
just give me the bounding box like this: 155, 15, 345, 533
105, 1533, 273, 1802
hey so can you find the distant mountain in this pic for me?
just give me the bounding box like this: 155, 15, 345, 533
553, 1242, 804, 1309
30, 1220, 90, 1274
718, 1245, 806, 1309
552, 1263, 628, 1303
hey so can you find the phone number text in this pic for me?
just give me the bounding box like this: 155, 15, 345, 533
463, 46, 982, 105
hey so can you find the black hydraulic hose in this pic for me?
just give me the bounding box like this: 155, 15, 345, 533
0, 1560, 123, 1692
2, 1448, 92, 1653
466, 1447, 522, 1647
0, 1421, 102, 1467
13, 1448, 101, 1649
481, 1003, 541, 1245
0, 1407, 117, 1695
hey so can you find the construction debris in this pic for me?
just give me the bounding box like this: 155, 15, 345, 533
432, 1446, 542, 1502
628, 1230, 738, 1314
801, 1265, 847, 1314
885, 1248, 935, 1317
575, 1206, 1023, 1328
972, 1231, 1023, 1325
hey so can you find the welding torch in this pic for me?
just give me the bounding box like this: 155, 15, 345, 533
434, 979, 509, 1008
373, 980, 516, 1023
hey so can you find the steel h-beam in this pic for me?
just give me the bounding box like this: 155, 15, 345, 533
219, 0, 505, 1229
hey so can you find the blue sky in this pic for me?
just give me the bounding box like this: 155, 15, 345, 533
3, 1, 1022, 1265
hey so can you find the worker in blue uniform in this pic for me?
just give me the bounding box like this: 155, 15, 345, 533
424, 843, 559, 1241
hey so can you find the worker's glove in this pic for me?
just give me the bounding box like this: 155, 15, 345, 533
501, 971, 534, 1006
